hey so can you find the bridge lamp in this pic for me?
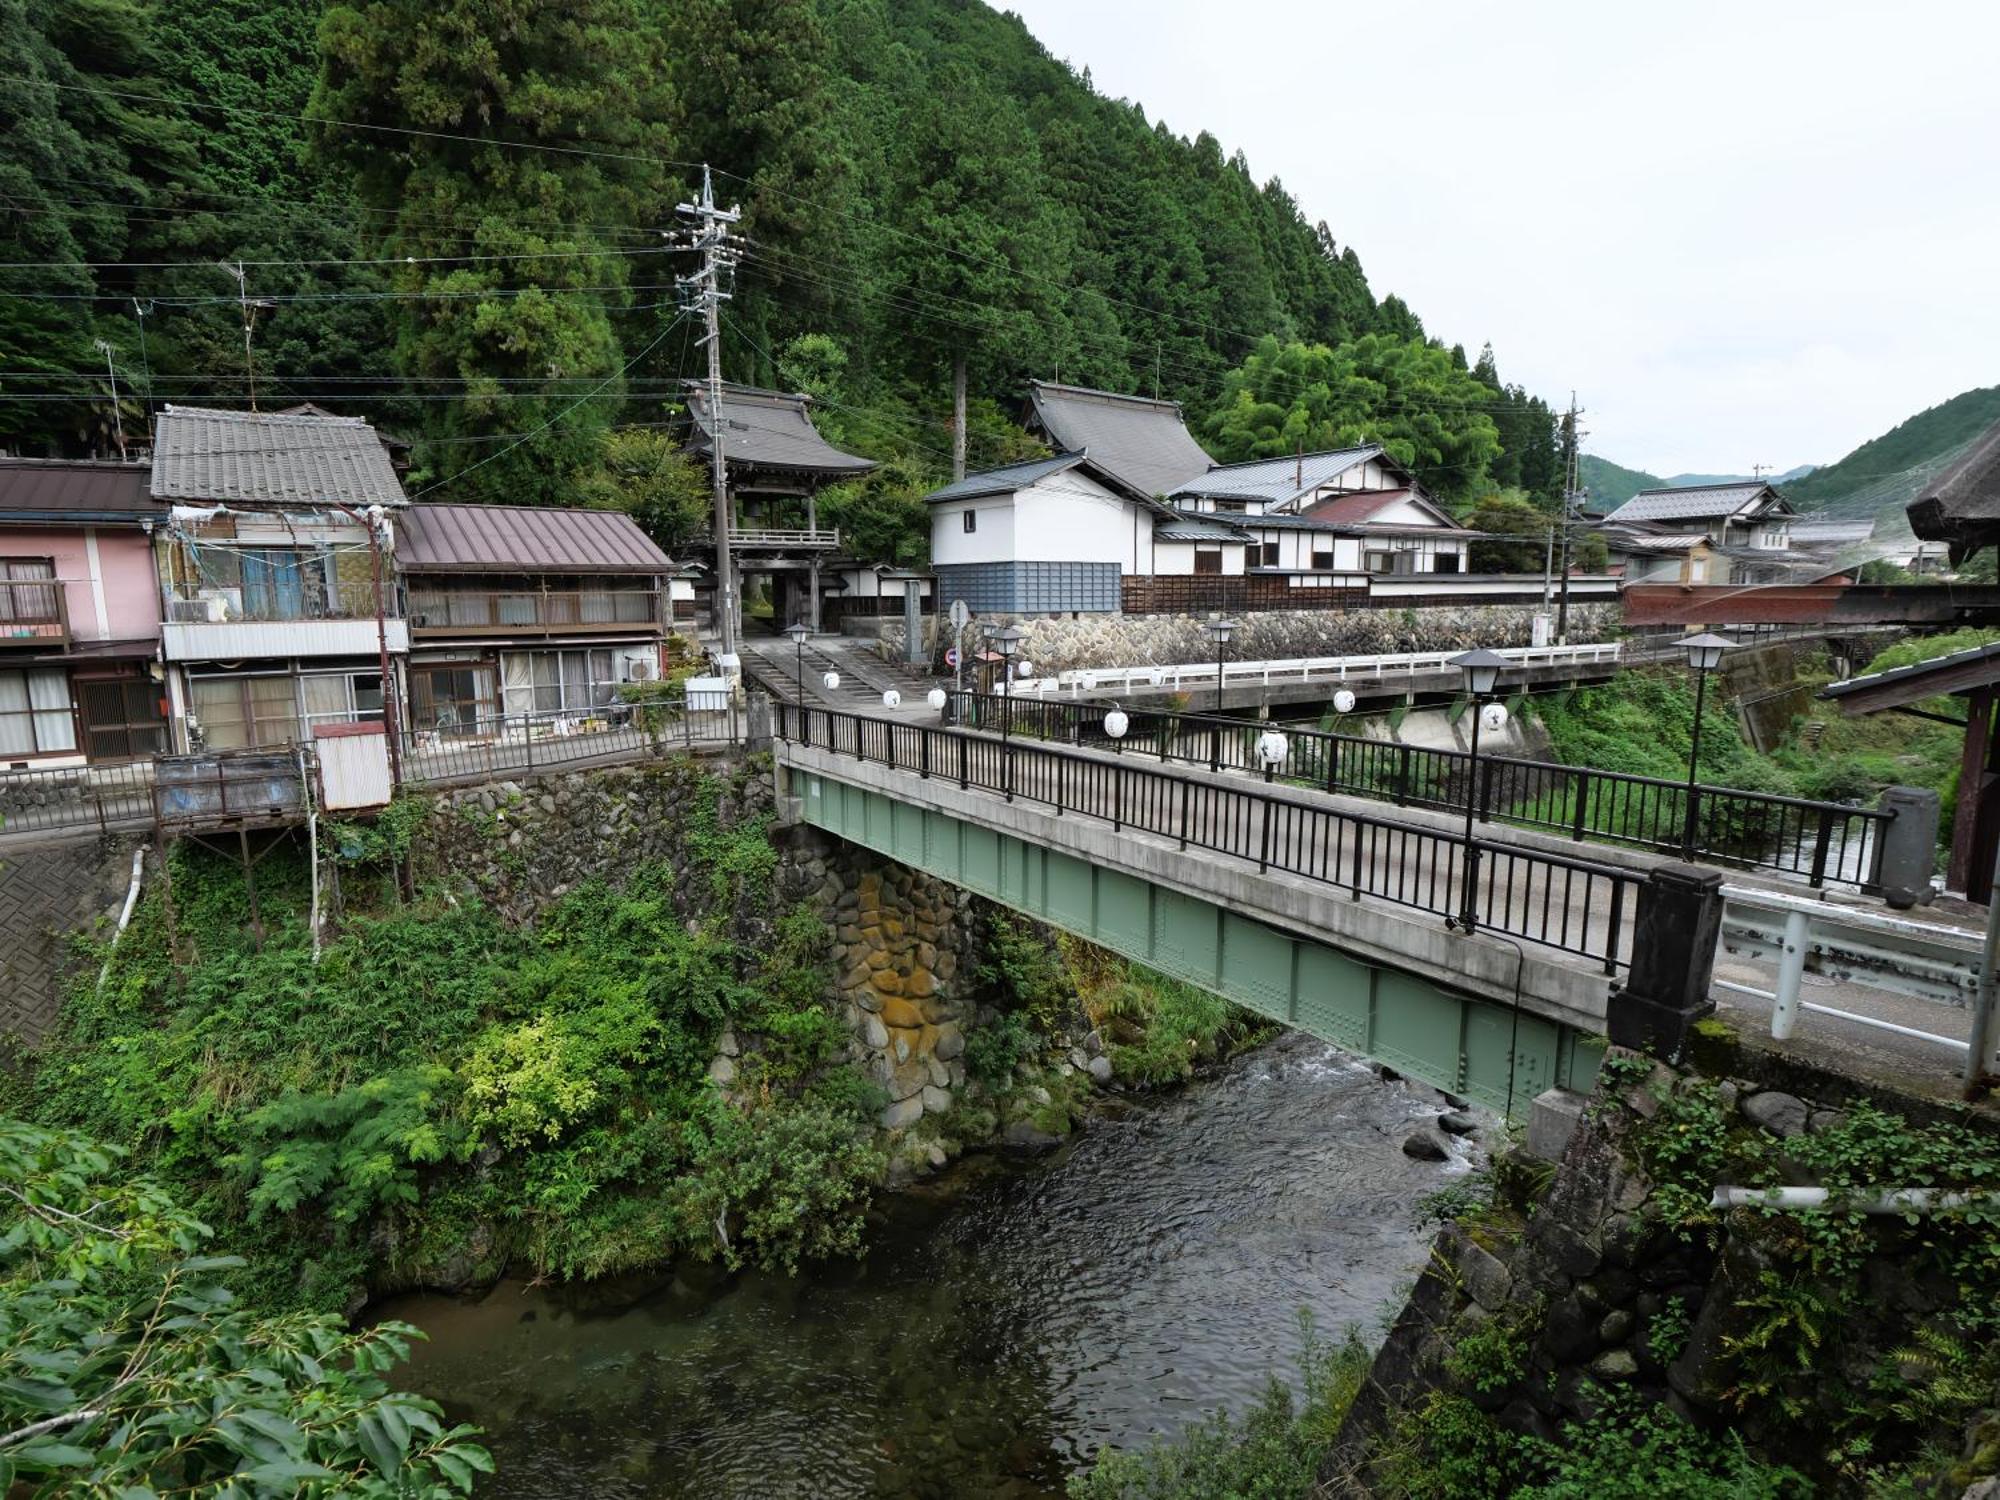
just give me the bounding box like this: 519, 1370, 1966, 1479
987, 625, 1028, 783
822, 670, 841, 691
882, 689, 901, 710
1103, 708, 1129, 741
1332, 689, 1357, 715
1256, 728, 1290, 782
785, 621, 811, 704
1674, 633, 1737, 862
1205, 617, 1239, 715
926, 687, 948, 715
1448, 648, 1510, 937
1147, 667, 1165, 689
1480, 701, 1509, 733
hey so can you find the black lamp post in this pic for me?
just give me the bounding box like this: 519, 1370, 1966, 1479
990, 624, 1026, 800
1675, 633, 1736, 861
785, 620, 810, 708
1450, 648, 1508, 935
1205, 616, 1238, 715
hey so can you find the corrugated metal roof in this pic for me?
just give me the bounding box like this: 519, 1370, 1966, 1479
683, 382, 876, 476
1821, 638, 2000, 703
1789, 518, 1877, 546
151, 406, 408, 508
395, 503, 672, 575
1603, 482, 1781, 525
0, 457, 162, 523
1025, 381, 1215, 498
1172, 447, 1381, 505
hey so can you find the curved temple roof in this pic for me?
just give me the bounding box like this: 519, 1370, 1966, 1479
1024, 381, 1215, 498
682, 381, 876, 478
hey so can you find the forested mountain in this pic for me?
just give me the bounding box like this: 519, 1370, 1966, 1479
1577, 454, 1663, 507
1783, 385, 2000, 523
0, 0, 1564, 537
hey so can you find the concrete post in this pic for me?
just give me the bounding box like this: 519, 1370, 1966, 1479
1873, 786, 1940, 909
1608, 863, 1724, 1063
746, 691, 772, 752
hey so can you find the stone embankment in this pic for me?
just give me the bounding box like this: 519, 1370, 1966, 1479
881, 601, 1622, 678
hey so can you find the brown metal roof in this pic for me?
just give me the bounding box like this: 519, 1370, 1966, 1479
394, 503, 672, 576
0, 457, 162, 524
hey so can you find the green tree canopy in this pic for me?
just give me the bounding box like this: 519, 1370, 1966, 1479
1202, 333, 1503, 504
1466, 488, 1553, 573
0, 1119, 491, 1496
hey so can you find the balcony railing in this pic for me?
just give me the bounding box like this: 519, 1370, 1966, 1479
164, 577, 389, 625
0, 579, 69, 646
692, 528, 841, 551
406, 587, 661, 637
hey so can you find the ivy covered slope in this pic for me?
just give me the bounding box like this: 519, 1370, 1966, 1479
1, 758, 884, 1310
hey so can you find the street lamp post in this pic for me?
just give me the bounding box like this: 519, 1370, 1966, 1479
989, 625, 1027, 801
785, 621, 810, 710
1450, 648, 1508, 936
1206, 617, 1238, 716
1675, 633, 1736, 861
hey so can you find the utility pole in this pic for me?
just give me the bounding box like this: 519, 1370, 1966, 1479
677, 165, 744, 676
1556, 394, 1581, 643
92, 339, 126, 460
951, 356, 967, 482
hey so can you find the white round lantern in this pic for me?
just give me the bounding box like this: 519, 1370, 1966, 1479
822, 671, 841, 691
1016, 660, 1035, 679
1256, 729, 1290, 767
1077, 672, 1096, 692
1332, 689, 1357, 715
1480, 702, 1509, 733
1147, 668, 1165, 688
926, 688, 948, 711
882, 689, 901, 709
1103, 708, 1130, 739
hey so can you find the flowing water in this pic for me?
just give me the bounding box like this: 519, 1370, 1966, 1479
379, 1037, 1465, 1498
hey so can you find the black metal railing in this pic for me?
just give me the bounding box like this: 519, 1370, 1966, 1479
400, 698, 741, 790
778, 700, 1641, 974
948, 691, 1890, 890
0, 759, 158, 838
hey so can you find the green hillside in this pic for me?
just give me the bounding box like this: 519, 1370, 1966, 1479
1784, 385, 2000, 522
1579, 453, 1663, 506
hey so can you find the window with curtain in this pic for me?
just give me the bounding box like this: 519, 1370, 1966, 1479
524, 649, 619, 715
0, 558, 58, 624
411, 666, 497, 734
0, 669, 76, 756
189, 675, 302, 750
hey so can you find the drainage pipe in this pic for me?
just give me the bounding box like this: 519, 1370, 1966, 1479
94, 845, 148, 995
1710, 1186, 1998, 1214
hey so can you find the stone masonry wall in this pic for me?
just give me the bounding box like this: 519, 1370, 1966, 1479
1326, 1041, 2000, 1493
883, 601, 1621, 678
0, 835, 147, 1047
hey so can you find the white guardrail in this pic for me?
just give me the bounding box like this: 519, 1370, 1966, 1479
1015, 641, 1626, 697
1717, 885, 1980, 1054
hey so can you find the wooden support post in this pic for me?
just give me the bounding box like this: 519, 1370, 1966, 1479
1950, 686, 1996, 899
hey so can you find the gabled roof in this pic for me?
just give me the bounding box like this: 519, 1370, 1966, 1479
0, 457, 163, 525
1172, 446, 1391, 508
1024, 380, 1215, 498
151, 406, 409, 509
394, 503, 671, 576
682, 381, 875, 478
923, 451, 1154, 507
1907, 417, 2000, 562
1602, 481, 1792, 526
1300, 486, 1459, 528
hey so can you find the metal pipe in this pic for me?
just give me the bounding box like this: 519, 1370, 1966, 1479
1969, 842, 2000, 1098
94, 845, 148, 994
1683, 662, 1709, 860
1769, 907, 1809, 1040
1711, 1186, 1996, 1214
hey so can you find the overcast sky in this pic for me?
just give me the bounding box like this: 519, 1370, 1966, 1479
1004, 0, 2000, 477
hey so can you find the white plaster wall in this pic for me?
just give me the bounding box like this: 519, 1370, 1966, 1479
930, 496, 1016, 566
1012, 475, 1135, 565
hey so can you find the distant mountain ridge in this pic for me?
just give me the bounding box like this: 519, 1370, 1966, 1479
1578, 455, 1817, 509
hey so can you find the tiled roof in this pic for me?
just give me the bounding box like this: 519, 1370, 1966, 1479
683, 382, 876, 477
1172, 447, 1382, 506
1025, 381, 1215, 498
1789, 518, 1877, 547
923, 451, 1153, 507
1602, 482, 1783, 525
395, 503, 671, 575
151, 406, 408, 508
0, 457, 162, 523
1154, 515, 1250, 543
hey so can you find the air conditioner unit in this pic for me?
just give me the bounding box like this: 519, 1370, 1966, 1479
196, 588, 240, 620
626, 658, 658, 682
171, 596, 230, 623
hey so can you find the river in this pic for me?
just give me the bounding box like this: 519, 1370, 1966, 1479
378, 1036, 1465, 1498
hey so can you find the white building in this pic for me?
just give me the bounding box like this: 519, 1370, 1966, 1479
1599, 481, 1800, 585
929, 383, 1481, 617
